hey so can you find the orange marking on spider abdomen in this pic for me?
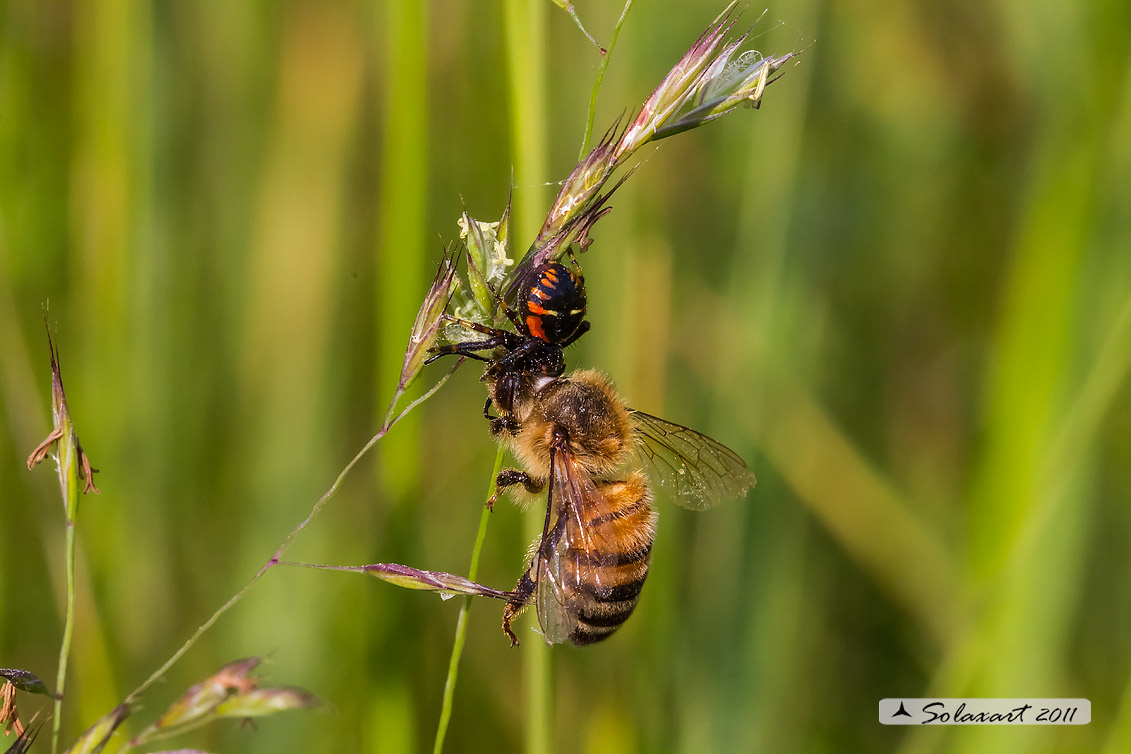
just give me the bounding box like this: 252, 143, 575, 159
526, 315, 547, 341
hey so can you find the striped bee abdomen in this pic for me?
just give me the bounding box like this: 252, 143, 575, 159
567, 472, 657, 646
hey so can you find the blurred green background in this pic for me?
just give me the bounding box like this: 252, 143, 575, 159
2, 0, 1130, 752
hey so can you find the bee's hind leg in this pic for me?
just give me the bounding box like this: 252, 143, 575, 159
487, 469, 544, 511
503, 570, 536, 647
496, 469, 544, 493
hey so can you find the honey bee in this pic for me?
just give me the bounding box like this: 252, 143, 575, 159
427, 254, 755, 645
491, 368, 756, 646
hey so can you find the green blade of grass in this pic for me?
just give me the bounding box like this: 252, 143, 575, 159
504, 1, 551, 752
433, 447, 506, 754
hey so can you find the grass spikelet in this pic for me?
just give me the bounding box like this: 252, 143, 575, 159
61, 705, 128, 754
129, 658, 318, 747
24, 321, 99, 754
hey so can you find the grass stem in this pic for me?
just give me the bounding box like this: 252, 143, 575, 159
579, 0, 634, 159
432, 446, 505, 754
51, 521, 76, 754
504, 0, 552, 750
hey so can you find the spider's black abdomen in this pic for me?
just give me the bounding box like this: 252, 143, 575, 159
520, 262, 587, 345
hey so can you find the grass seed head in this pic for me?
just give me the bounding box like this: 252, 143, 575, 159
25, 321, 99, 523
62, 704, 129, 754
457, 209, 513, 324
212, 687, 320, 719
362, 562, 511, 601
398, 248, 460, 392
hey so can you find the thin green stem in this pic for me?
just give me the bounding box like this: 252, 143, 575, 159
522, 602, 550, 754
504, 0, 551, 750
579, 0, 634, 159
124, 364, 460, 706
433, 446, 505, 754
127, 708, 214, 748
51, 521, 76, 754
555, 2, 603, 53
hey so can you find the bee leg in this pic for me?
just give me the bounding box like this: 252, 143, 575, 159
488, 469, 544, 511
495, 469, 545, 494
503, 571, 536, 647
489, 415, 520, 436
487, 374, 524, 436
484, 397, 521, 438
502, 607, 520, 646
504, 457, 560, 647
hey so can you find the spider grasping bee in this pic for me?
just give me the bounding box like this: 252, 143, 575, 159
425, 254, 589, 433
428, 254, 755, 646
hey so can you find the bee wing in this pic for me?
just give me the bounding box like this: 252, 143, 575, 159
629, 409, 756, 510
533, 445, 619, 645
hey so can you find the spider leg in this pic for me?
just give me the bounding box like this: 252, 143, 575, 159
478, 277, 525, 333
423, 342, 497, 365
558, 319, 590, 348
492, 337, 552, 372
565, 245, 583, 274
439, 314, 509, 339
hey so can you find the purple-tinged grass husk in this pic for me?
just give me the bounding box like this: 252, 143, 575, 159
504, 3, 798, 296
26, 319, 99, 522
130, 658, 317, 747
0, 670, 57, 700
398, 248, 461, 395
24, 319, 100, 754
3, 719, 41, 754
281, 561, 511, 602
61, 705, 128, 754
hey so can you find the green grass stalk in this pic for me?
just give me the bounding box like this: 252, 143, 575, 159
49, 376, 85, 754
504, 0, 551, 751
432, 446, 506, 754
376, 0, 429, 505
578, 0, 634, 159
51, 521, 76, 754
